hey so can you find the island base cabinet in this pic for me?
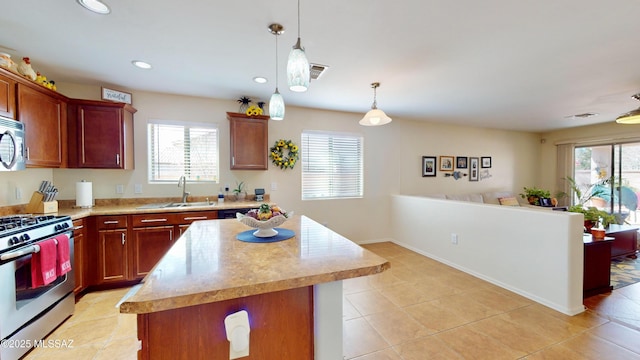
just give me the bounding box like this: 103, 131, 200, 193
137, 286, 314, 360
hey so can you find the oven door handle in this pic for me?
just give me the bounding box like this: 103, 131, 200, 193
0, 237, 63, 261
0, 245, 38, 261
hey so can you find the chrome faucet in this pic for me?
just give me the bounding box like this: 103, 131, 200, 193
178, 175, 190, 203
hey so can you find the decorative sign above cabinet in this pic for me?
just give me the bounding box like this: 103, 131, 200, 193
101, 87, 132, 104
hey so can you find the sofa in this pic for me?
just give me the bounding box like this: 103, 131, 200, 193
421, 191, 527, 206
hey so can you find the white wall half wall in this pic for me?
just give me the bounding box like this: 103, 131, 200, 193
390, 195, 585, 315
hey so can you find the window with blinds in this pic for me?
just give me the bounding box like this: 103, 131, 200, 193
301, 131, 363, 200
148, 120, 219, 183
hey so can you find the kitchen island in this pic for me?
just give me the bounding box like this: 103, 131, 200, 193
119, 215, 390, 360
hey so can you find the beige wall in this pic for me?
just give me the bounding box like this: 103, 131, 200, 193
1, 83, 542, 242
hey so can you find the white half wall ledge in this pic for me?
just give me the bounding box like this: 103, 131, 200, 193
390, 195, 585, 316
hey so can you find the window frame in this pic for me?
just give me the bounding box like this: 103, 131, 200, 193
301, 130, 364, 200
147, 119, 219, 184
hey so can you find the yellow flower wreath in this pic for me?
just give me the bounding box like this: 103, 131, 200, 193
269, 139, 299, 169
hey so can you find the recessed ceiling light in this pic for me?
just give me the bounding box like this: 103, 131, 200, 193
131, 60, 152, 69
77, 0, 111, 14
253, 76, 268, 84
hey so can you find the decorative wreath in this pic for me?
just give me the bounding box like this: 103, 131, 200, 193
269, 139, 299, 169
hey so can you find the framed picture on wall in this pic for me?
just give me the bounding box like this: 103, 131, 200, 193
422, 156, 437, 177
481, 156, 492, 168
439, 156, 454, 171
469, 157, 479, 181
456, 156, 468, 169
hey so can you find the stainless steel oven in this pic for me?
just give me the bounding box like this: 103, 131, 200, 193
0, 117, 26, 172
0, 215, 74, 360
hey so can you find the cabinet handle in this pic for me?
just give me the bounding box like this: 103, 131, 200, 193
183, 216, 207, 221
26, 147, 30, 160
103, 220, 120, 225
140, 218, 168, 223
232, 156, 235, 166
121, 233, 126, 245
74, 225, 84, 230
116, 154, 120, 165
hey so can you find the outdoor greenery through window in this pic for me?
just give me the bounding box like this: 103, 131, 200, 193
301, 131, 363, 200
148, 120, 219, 183
574, 142, 640, 225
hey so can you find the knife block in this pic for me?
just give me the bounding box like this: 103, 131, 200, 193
25, 192, 58, 214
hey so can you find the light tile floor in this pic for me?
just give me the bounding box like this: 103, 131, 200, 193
23, 242, 640, 359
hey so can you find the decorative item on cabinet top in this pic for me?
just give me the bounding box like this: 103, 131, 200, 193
0, 55, 57, 91
101, 87, 132, 104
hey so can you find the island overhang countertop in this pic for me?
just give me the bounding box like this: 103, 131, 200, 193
119, 215, 390, 314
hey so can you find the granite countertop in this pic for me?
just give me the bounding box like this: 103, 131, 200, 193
118, 215, 390, 314
52, 200, 266, 220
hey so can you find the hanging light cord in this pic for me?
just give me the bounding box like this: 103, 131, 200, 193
275, 33, 279, 89
372, 83, 379, 109
297, 0, 301, 38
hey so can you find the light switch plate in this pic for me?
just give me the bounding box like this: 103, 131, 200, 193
116, 184, 124, 194
134, 184, 142, 194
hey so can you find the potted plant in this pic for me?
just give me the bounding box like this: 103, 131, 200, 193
233, 181, 246, 201
568, 205, 616, 232
519, 187, 551, 206
559, 176, 613, 207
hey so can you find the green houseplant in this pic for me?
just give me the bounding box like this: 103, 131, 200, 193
568, 205, 616, 231
233, 181, 246, 201
519, 187, 551, 206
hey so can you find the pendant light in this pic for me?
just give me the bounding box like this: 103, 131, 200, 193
268, 24, 285, 120
615, 93, 640, 124
287, 0, 310, 92
359, 82, 392, 126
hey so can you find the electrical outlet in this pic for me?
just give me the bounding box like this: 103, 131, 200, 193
271, 182, 278, 191
15, 187, 22, 200
451, 233, 459, 245
116, 184, 124, 194
134, 184, 142, 194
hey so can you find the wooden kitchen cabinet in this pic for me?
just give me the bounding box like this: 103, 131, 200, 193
96, 215, 129, 283
227, 112, 269, 170
131, 211, 217, 278
0, 71, 16, 119
72, 218, 87, 295
174, 210, 218, 237
68, 99, 136, 169
17, 83, 67, 167
131, 226, 174, 278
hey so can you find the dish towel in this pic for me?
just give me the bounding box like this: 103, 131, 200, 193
55, 234, 72, 276
31, 238, 57, 287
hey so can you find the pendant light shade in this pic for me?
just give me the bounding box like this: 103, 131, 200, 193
269, 89, 285, 120
616, 93, 640, 124
268, 24, 285, 120
287, 0, 310, 92
360, 82, 392, 126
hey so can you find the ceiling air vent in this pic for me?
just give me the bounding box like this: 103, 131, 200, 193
310, 63, 329, 80
564, 112, 598, 119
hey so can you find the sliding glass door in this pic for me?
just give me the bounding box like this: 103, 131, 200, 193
574, 142, 640, 225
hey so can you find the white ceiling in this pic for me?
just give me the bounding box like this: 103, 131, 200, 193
2, 0, 640, 132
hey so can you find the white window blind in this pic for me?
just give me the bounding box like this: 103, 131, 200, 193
301, 131, 363, 200
148, 120, 219, 183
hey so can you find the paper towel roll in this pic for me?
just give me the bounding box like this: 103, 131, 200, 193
76, 181, 93, 208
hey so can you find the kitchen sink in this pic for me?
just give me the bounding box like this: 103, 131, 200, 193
165, 201, 216, 208
136, 201, 216, 209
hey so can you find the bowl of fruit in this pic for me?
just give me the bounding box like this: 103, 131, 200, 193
237, 204, 292, 237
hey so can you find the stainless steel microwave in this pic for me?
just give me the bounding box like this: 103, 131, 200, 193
0, 117, 26, 171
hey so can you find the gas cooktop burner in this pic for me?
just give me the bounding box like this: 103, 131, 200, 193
0, 214, 72, 253
0, 215, 57, 231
